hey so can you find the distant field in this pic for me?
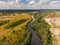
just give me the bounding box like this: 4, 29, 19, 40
0, 13, 32, 45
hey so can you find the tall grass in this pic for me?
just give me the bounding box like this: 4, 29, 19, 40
32, 14, 52, 45
5, 19, 27, 29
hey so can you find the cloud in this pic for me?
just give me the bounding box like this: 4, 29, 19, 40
0, 1, 15, 5
39, 0, 49, 3
29, 1, 36, 4
0, 0, 60, 9
49, 1, 60, 6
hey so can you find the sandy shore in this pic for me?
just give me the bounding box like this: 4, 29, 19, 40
45, 14, 60, 45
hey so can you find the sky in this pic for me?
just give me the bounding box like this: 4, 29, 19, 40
0, 0, 60, 9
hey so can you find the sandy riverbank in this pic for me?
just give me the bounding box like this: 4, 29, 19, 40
44, 12, 60, 45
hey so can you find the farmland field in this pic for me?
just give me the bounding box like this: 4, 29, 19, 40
0, 12, 32, 45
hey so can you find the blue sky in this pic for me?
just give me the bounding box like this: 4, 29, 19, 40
0, 0, 60, 9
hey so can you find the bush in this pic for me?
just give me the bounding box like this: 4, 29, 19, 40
0, 20, 9, 26
5, 19, 27, 29
14, 30, 31, 45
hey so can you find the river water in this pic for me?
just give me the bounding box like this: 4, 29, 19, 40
27, 15, 42, 45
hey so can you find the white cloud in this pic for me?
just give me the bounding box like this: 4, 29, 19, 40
0, 1, 15, 5
29, 1, 35, 4
0, 0, 60, 9
39, 0, 49, 3
49, 1, 60, 8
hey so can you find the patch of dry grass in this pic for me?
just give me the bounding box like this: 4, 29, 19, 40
0, 13, 32, 45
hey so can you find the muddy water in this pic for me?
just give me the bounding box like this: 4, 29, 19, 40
27, 22, 42, 45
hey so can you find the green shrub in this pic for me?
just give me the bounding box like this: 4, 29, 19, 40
5, 19, 28, 29
0, 20, 9, 26
32, 14, 52, 45
14, 30, 31, 45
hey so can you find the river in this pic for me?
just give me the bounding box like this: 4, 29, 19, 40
27, 15, 42, 45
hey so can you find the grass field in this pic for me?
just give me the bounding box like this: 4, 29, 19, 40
32, 12, 52, 45
0, 13, 32, 45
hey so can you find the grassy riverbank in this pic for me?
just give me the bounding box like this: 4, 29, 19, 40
32, 13, 52, 45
